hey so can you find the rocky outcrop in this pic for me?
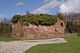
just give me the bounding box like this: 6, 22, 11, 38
12, 20, 66, 39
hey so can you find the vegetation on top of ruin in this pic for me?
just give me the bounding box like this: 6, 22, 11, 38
11, 13, 64, 26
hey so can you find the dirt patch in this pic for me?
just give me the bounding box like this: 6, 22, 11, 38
0, 38, 67, 53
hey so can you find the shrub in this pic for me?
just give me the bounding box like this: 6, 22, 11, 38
11, 15, 20, 24
12, 14, 63, 26
24, 14, 59, 26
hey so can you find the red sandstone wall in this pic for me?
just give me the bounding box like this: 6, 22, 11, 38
12, 20, 66, 39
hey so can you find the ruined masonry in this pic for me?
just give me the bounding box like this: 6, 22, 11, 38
12, 20, 66, 39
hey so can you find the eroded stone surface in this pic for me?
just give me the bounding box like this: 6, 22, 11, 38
12, 20, 66, 39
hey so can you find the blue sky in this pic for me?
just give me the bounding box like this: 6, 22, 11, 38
0, 0, 65, 19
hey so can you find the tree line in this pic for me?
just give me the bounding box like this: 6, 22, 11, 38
0, 18, 12, 35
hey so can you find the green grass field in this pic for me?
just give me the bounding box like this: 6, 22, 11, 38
0, 35, 16, 41
25, 34, 80, 53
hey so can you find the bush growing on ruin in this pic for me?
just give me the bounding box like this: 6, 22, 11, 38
12, 14, 63, 26
11, 15, 20, 24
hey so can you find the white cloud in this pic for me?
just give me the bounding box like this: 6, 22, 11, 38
31, 0, 64, 14
15, 2, 25, 6
59, 0, 80, 14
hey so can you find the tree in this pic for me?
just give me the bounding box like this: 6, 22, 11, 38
11, 15, 20, 24
0, 18, 12, 35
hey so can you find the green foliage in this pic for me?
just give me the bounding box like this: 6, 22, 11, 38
11, 14, 63, 26
0, 35, 16, 41
24, 14, 60, 26
11, 15, 20, 23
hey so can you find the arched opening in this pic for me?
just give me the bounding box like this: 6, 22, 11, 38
55, 29, 58, 32
61, 22, 63, 27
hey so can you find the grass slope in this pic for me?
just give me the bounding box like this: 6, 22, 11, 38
25, 34, 80, 53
